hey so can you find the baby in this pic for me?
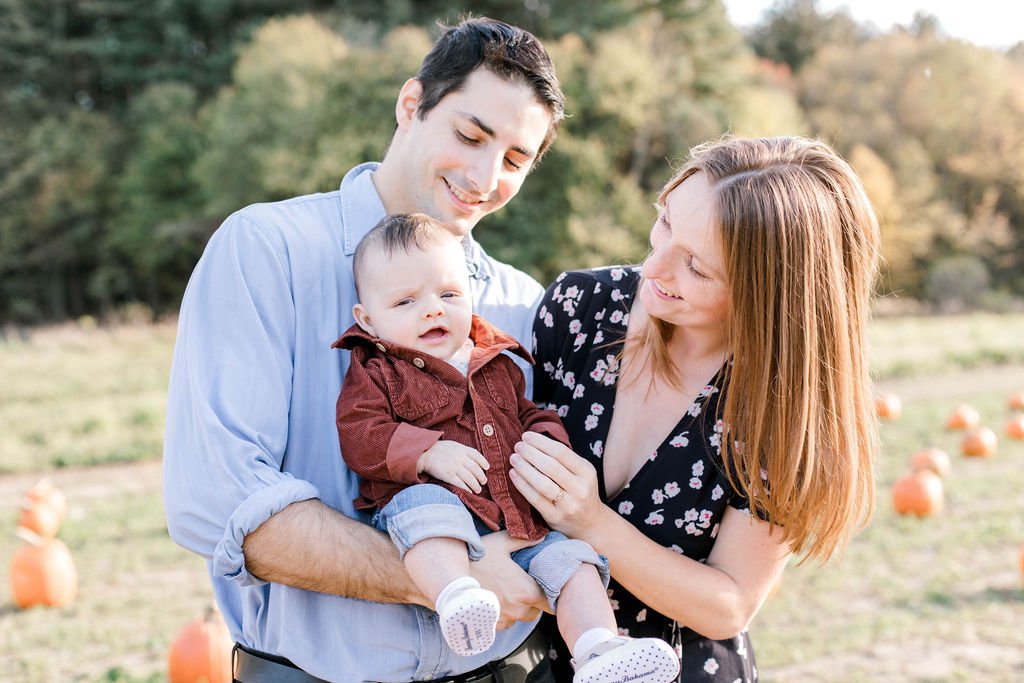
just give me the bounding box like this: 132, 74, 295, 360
333, 213, 679, 683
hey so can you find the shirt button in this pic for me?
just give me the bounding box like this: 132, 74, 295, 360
482, 424, 495, 437
375, 342, 387, 352
413, 357, 425, 369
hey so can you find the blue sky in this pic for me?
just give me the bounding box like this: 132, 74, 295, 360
722, 0, 1022, 49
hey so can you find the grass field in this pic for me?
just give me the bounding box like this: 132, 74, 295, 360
1, 315, 1023, 681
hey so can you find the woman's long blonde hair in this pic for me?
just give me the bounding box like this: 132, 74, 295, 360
644, 136, 880, 563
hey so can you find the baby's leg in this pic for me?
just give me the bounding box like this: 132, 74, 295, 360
404, 536, 472, 604
554, 562, 616, 651
377, 485, 499, 657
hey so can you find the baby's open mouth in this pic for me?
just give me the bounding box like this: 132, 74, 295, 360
420, 327, 448, 340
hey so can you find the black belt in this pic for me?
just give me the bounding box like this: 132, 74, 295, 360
232, 627, 551, 683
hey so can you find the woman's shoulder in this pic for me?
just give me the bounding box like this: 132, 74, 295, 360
545, 266, 641, 299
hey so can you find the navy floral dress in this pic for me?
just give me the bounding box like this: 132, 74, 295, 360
532, 267, 758, 682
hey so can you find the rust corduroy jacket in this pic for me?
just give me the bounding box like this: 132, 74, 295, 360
332, 315, 570, 541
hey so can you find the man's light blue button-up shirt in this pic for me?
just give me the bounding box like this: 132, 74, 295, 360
163, 162, 544, 683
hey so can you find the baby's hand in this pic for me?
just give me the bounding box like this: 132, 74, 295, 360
418, 441, 489, 493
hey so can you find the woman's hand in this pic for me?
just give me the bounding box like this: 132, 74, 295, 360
509, 431, 605, 541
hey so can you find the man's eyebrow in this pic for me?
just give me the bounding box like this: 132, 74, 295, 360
458, 112, 537, 159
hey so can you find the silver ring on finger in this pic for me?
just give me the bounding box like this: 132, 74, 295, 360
551, 489, 566, 506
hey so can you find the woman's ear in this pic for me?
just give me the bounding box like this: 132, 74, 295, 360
395, 78, 423, 129
352, 304, 376, 337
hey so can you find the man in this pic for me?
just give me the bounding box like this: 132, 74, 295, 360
163, 17, 565, 683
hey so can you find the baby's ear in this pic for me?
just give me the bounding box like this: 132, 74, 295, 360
352, 304, 375, 337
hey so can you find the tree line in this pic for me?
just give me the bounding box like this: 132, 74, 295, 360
2, 0, 1023, 324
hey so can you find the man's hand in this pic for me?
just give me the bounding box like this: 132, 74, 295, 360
472, 531, 550, 629
418, 440, 489, 493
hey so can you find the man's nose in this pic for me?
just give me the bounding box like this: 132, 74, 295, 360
466, 151, 502, 196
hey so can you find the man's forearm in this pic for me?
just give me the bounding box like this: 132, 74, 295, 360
242, 498, 429, 606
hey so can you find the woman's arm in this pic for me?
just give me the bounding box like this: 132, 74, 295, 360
510, 432, 790, 640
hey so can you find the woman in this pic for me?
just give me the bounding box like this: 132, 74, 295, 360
509, 136, 880, 681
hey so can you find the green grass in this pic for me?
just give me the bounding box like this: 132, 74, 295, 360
0, 315, 1023, 681
0, 322, 175, 474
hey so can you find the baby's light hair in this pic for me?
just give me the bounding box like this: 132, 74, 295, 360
353, 213, 460, 299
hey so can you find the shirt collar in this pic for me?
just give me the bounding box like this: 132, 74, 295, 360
339, 160, 491, 284
339, 162, 385, 256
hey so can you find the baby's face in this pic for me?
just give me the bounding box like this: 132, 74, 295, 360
354, 238, 473, 360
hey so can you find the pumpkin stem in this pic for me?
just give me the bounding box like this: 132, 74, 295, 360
203, 602, 221, 622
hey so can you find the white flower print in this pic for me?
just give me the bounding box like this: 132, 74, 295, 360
684, 509, 699, 522
699, 384, 719, 398
538, 304, 549, 321
607, 588, 619, 611
568, 319, 582, 334
562, 371, 576, 389
692, 460, 705, 477
651, 489, 665, 505
622, 313, 630, 326
649, 450, 659, 461
664, 482, 680, 497
685, 522, 702, 536
543, 311, 553, 327
590, 359, 607, 382
562, 298, 576, 315
704, 658, 719, 674
591, 440, 604, 457
737, 636, 748, 658
645, 510, 664, 525
593, 330, 604, 344
611, 288, 625, 302
594, 308, 605, 320
557, 405, 569, 418
618, 628, 629, 636
609, 309, 624, 324
636, 608, 647, 623
564, 285, 579, 299
573, 332, 587, 351
572, 384, 585, 399
594, 283, 602, 293
689, 476, 702, 489
674, 518, 684, 528
610, 267, 625, 281
543, 361, 555, 375
699, 510, 714, 527
584, 414, 599, 431
711, 484, 724, 501
669, 544, 684, 554
590, 403, 605, 416
669, 433, 689, 448
711, 523, 720, 538
617, 500, 633, 515
686, 402, 702, 417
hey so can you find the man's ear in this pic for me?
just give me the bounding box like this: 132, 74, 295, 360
395, 78, 423, 129
352, 304, 376, 337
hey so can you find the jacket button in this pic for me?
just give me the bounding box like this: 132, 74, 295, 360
413, 357, 425, 369
375, 342, 387, 352
482, 424, 495, 437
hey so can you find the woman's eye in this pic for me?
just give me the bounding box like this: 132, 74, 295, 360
456, 131, 479, 145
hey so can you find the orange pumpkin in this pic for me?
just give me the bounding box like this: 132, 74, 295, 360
946, 404, 980, 431
909, 447, 952, 478
1009, 391, 1024, 412
1007, 415, 1024, 441
892, 469, 943, 517
961, 426, 997, 458
10, 528, 78, 608
24, 479, 67, 525
875, 393, 902, 421
168, 605, 233, 683
17, 500, 62, 538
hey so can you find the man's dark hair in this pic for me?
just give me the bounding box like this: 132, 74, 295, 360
415, 16, 565, 163
353, 213, 456, 299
